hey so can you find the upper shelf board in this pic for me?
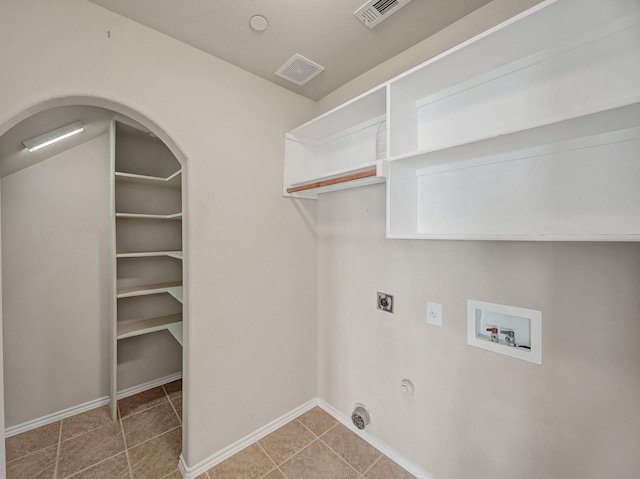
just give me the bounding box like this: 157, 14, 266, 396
117, 313, 182, 341
117, 251, 183, 260
289, 86, 386, 142
116, 212, 182, 220
115, 170, 182, 188
117, 281, 182, 301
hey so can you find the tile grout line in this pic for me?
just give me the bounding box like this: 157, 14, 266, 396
362, 454, 383, 476
164, 385, 183, 426
255, 441, 280, 478
58, 451, 129, 479
127, 425, 183, 454
120, 397, 171, 421
118, 402, 134, 479
54, 420, 63, 479
317, 434, 370, 479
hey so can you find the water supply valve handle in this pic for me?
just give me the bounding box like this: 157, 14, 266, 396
486, 327, 499, 342
500, 329, 516, 347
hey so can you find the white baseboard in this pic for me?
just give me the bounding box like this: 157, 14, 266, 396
5, 396, 110, 438
180, 398, 318, 478
4, 372, 182, 438
179, 397, 434, 479
116, 372, 182, 400
316, 399, 435, 479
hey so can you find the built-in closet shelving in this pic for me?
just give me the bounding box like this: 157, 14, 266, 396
283, 0, 640, 241
109, 121, 184, 420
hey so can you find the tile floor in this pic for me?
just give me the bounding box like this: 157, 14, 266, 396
5, 382, 416, 479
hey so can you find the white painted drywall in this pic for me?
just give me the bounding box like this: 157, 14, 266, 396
315, 1, 640, 476
317, 185, 640, 478
0, 0, 317, 470
317, 0, 544, 114
1, 134, 112, 427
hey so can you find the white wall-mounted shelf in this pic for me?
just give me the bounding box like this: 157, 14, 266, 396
282, 0, 640, 241
117, 313, 183, 342
117, 251, 183, 260
116, 281, 183, 303
284, 85, 386, 199
115, 170, 181, 188
116, 212, 182, 220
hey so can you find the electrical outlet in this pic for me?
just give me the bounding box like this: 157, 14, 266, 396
377, 292, 393, 313
427, 302, 442, 327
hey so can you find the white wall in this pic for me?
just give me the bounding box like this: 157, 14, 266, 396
315, 1, 640, 477
317, 185, 640, 478
0, 0, 317, 470
317, 0, 543, 113
1, 134, 111, 427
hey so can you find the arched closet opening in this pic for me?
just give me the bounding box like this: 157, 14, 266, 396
0, 103, 187, 474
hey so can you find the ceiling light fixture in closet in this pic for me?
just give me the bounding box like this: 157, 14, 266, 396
22, 121, 84, 152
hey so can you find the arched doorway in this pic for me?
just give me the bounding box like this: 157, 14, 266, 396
0, 99, 188, 477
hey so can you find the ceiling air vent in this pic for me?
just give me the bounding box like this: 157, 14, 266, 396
354, 0, 413, 29
276, 54, 325, 86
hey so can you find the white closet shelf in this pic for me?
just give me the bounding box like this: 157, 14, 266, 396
115, 212, 182, 220
117, 251, 183, 260
115, 170, 182, 188
117, 313, 183, 344
283, 0, 640, 241
286, 164, 385, 199
387, 101, 640, 173
290, 85, 386, 141
117, 282, 183, 303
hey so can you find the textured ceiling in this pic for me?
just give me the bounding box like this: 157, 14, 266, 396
86, 0, 493, 101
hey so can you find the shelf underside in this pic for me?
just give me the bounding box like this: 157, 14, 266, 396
117, 251, 183, 260
115, 170, 181, 188
117, 282, 183, 303
116, 212, 182, 220
117, 314, 183, 346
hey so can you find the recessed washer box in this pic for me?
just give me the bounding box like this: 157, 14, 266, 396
467, 300, 542, 364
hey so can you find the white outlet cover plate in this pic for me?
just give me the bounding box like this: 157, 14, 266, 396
426, 302, 442, 327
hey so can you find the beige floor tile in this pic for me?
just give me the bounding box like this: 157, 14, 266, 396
296, 407, 337, 437
57, 421, 125, 478
122, 402, 181, 448
6, 444, 57, 479
321, 423, 381, 473
261, 469, 286, 479
118, 387, 168, 418
163, 379, 182, 400
65, 452, 130, 479
279, 440, 360, 479
128, 427, 182, 479
258, 420, 315, 465
61, 405, 114, 441
160, 471, 183, 479
364, 456, 416, 479
207, 443, 275, 479
5, 421, 60, 462
170, 395, 183, 421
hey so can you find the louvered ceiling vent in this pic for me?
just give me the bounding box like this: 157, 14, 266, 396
276, 54, 325, 86
354, 0, 413, 29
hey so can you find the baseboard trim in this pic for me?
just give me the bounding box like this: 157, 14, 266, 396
316, 399, 435, 479
4, 372, 182, 438
5, 396, 109, 438
116, 372, 183, 400
180, 397, 433, 479
180, 398, 318, 478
